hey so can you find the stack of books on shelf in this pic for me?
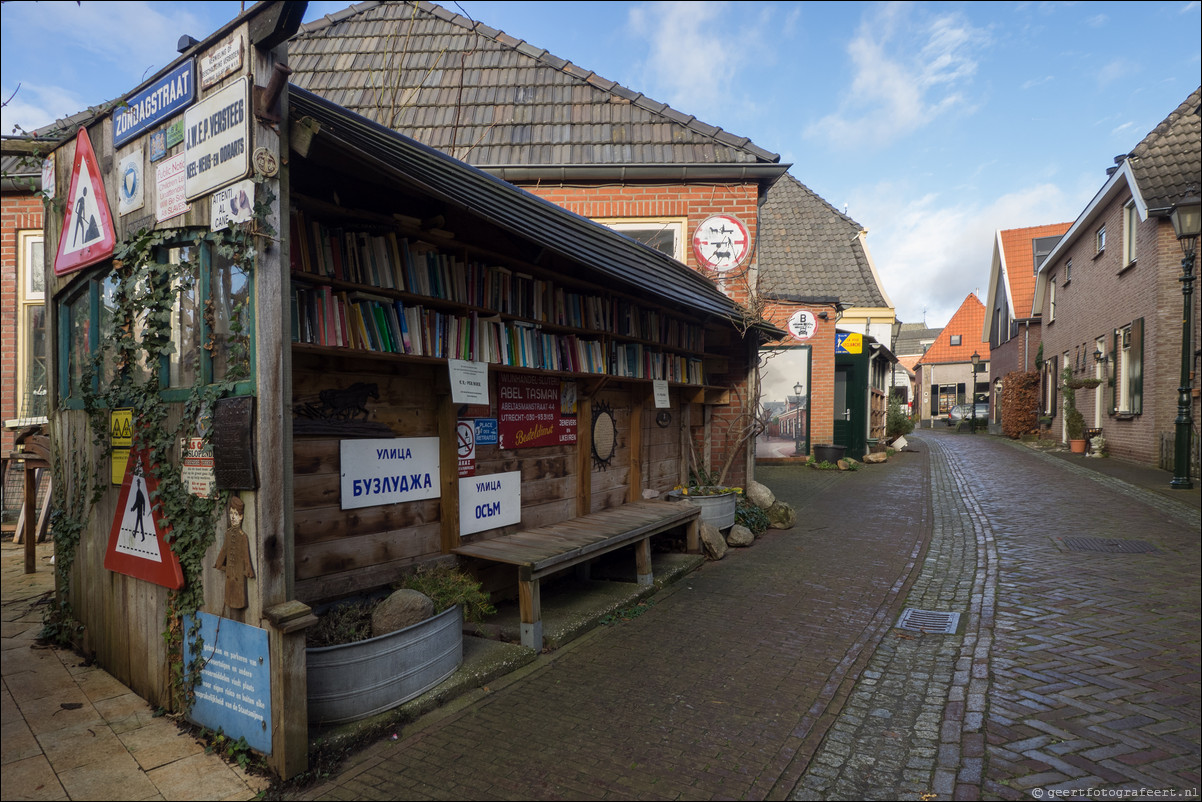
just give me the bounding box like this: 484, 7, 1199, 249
289, 208, 705, 382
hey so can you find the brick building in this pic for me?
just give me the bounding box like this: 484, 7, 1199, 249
982, 223, 1072, 425
1033, 87, 1201, 471
915, 293, 991, 426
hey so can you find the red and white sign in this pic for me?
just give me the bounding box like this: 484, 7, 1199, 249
54, 127, 116, 276
104, 447, 184, 589
788, 309, 818, 341
457, 420, 476, 477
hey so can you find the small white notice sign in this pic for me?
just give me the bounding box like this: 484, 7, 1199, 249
652, 380, 670, 409
340, 437, 440, 510
156, 152, 189, 222
448, 359, 489, 405
459, 471, 521, 535
210, 179, 254, 231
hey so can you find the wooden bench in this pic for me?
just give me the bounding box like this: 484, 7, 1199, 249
452, 500, 702, 649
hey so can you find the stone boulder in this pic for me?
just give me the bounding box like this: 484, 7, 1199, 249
371, 588, 435, 635
863, 452, 888, 464
726, 524, 755, 547
700, 521, 728, 560
744, 481, 775, 510
766, 501, 797, 530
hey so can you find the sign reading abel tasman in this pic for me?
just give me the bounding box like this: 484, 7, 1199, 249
185, 77, 249, 200
340, 438, 440, 510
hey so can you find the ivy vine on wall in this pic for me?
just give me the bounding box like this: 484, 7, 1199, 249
43, 181, 275, 710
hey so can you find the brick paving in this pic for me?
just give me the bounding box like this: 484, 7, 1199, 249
284, 431, 1200, 802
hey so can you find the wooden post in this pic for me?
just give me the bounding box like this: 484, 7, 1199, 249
627, 387, 644, 503
576, 394, 592, 516
634, 537, 652, 586
437, 392, 460, 553
518, 568, 542, 650
24, 461, 37, 574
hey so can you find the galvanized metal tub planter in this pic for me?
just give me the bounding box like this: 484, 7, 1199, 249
307, 604, 463, 726
667, 487, 737, 530
812, 444, 847, 464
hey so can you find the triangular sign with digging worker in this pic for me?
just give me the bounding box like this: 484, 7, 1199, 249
104, 446, 184, 589
54, 126, 116, 276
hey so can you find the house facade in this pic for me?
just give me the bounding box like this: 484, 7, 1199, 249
982, 223, 1071, 428
1033, 87, 1201, 471
915, 293, 991, 426
288, 0, 895, 463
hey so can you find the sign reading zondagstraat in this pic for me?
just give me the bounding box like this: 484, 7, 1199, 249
113, 60, 195, 148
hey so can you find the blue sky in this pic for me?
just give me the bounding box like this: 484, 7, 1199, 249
3, 1, 1199, 326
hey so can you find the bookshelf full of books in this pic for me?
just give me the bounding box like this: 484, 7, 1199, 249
289, 207, 708, 385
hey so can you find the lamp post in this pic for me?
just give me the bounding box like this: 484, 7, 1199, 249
1169, 197, 1200, 489
970, 351, 981, 434
793, 381, 804, 456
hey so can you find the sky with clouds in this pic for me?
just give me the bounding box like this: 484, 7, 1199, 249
3, 1, 1199, 326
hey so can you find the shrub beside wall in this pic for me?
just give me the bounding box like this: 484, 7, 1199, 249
1001, 371, 1040, 439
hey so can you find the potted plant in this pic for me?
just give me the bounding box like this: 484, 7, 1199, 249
667, 467, 740, 530
306, 564, 494, 726
1061, 367, 1088, 454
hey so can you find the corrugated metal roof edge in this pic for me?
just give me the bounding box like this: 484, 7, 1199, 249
293, 0, 782, 165
290, 85, 783, 339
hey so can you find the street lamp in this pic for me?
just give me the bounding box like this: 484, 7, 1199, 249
793, 381, 804, 455
1169, 197, 1200, 489
970, 352, 981, 434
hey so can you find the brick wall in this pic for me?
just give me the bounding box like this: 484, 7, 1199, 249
1038, 187, 1198, 467
1, 190, 45, 457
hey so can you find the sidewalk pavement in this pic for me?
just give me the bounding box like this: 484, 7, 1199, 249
1, 540, 270, 802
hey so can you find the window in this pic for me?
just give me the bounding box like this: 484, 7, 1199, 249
1065, 259, 1072, 284
10, 232, 47, 424
1048, 274, 1056, 322
1122, 201, 1138, 267
1096, 224, 1106, 254
59, 237, 253, 405
1112, 319, 1143, 415
596, 218, 686, 262
950, 334, 961, 346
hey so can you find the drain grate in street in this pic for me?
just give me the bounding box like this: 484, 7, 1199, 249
1061, 536, 1157, 554
896, 609, 960, 634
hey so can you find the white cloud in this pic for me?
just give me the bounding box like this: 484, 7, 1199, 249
804, 6, 989, 151
854, 182, 1077, 326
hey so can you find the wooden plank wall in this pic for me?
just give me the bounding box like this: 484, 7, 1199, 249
291, 355, 689, 606
60, 410, 175, 708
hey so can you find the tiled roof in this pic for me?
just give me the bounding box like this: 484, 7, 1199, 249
893, 322, 941, 357
289, 1, 780, 167
918, 294, 990, 366
998, 223, 1071, 319
757, 173, 889, 307
1127, 86, 1201, 213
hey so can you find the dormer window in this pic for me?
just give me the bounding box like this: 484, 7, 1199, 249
950, 334, 962, 346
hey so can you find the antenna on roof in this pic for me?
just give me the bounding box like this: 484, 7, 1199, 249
922, 307, 927, 326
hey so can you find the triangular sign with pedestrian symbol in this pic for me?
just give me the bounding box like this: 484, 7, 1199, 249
104, 446, 184, 589
54, 126, 116, 276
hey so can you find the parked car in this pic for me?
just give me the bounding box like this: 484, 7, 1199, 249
946, 403, 989, 427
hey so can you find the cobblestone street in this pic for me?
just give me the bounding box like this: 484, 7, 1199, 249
281, 430, 1200, 801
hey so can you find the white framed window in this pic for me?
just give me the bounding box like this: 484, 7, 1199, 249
1096, 224, 1106, 254
12, 231, 47, 424
596, 218, 687, 263
1065, 259, 1072, 283
1049, 274, 1056, 322
1122, 201, 1138, 267
1113, 319, 1143, 415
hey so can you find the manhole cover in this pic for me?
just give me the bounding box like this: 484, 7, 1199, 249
1060, 537, 1157, 554
896, 609, 960, 634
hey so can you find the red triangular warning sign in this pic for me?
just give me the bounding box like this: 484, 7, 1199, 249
55, 127, 116, 277
104, 446, 184, 589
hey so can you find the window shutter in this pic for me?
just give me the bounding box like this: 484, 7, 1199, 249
1130, 317, 1143, 415
1109, 329, 1117, 415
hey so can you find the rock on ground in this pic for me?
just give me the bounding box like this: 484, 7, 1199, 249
726, 525, 755, 547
